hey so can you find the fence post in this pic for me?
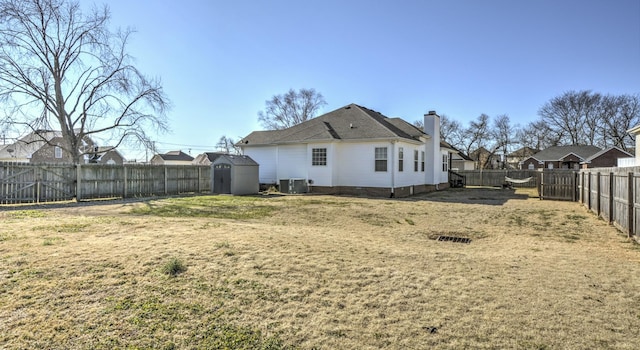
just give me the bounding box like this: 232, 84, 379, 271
609, 172, 614, 224
198, 167, 202, 193
573, 171, 577, 202
164, 166, 168, 195
596, 172, 601, 215
587, 172, 592, 210
580, 171, 585, 204
36, 180, 41, 203
123, 165, 128, 198
76, 164, 81, 201
628, 172, 634, 238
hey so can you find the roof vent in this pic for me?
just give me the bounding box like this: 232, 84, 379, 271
428, 110, 437, 115
345, 106, 351, 109
349, 123, 354, 129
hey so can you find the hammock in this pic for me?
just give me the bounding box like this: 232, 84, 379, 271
505, 176, 533, 184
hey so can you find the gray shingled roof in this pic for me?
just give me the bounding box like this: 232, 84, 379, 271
529, 145, 602, 161
214, 154, 258, 166
159, 150, 194, 161
239, 104, 428, 146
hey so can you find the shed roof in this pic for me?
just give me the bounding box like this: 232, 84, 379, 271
213, 154, 258, 166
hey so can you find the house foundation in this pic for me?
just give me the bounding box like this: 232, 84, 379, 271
307, 183, 449, 198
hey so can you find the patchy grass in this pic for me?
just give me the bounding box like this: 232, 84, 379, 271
130, 195, 276, 219
7, 209, 48, 219
1, 189, 639, 349
33, 222, 90, 233
42, 236, 64, 246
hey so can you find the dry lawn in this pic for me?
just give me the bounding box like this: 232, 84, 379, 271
1, 187, 640, 349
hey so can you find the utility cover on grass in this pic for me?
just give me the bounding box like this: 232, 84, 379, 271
436, 235, 472, 244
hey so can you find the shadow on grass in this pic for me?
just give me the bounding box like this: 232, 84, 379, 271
405, 186, 535, 206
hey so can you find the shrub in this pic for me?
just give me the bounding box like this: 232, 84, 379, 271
161, 257, 187, 277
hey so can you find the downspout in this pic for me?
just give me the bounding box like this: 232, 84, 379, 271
390, 141, 396, 197
275, 145, 279, 186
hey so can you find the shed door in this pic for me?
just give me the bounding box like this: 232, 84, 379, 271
213, 164, 231, 194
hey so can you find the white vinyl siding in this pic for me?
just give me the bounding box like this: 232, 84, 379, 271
277, 145, 307, 179
308, 143, 334, 187
244, 140, 441, 189
243, 147, 277, 184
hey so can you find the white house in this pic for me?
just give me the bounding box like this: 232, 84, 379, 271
238, 103, 452, 197
624, 125, 640, 167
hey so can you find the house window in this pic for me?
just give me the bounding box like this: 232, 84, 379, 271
398, 147, 404, 172
54, 146, 62, 159
421, 151, 425, 172
312, 148, 327, 166
548, 163, 554, 169
375, 147, 387, 172
528, 163, 535, 170
442, 154, 448, 172
414, 150, 419, 171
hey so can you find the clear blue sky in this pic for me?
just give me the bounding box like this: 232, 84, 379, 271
82, 0, 640, 161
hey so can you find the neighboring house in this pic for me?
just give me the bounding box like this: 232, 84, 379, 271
506, 146, 539, 169
625, 125, 640, 166
238, 103, 452, 197
449, 148, 475, 171
440, 140, 473, 171
150, 150, 194, 165
192, 152, 226, 166
583, 147, 633, 168
0, 130, 96, 163
469, 147, 501, 169
88, 147, 126, 165
521, 145, 632, 170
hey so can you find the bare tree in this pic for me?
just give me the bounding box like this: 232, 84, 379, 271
600, 94, 640, 152
516, 120, 559, 151
0, 0, 169, 163
413, 114, 465, 150
216, 135, 240, 154
491, 114, 514, 169
258, 88, 326, 130
463, 114, 490, 156
439, 114, 465, 149
538, 90, 603, 146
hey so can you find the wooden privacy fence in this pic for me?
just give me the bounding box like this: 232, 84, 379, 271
456, 169, 538, 188
538, 170, 578, 201
455, 169, 579, 201
0, 162, 211, 204
579, 167, 640, 238
0, 163, 76, 203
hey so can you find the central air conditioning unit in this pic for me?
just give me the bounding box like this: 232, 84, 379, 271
279, 178, 308, 194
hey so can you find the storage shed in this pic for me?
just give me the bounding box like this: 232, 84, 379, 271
211, 154, 259, 195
